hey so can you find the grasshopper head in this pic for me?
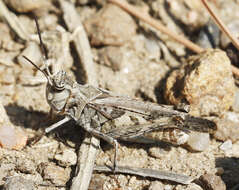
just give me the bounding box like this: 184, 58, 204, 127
22, 56, 71, 113
51, 70, 67, 91
46, 70, 71, 112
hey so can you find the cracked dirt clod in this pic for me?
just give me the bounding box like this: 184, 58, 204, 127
38, 162, 70, 186
3, 176, 35, 190
164, 49, 235, 117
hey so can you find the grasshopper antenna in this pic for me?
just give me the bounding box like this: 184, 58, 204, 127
34, 17, 52, 77
22, 55, 49, 80
22, 17, 53, 82
34, 17, 48, 60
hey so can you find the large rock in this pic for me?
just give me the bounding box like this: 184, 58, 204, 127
164, 49, 235, 116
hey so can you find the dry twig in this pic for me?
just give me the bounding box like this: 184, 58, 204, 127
201, 0, 239, 51
0, 0, 29, 41
59, 1, 99, 190
94, 165, 194, 185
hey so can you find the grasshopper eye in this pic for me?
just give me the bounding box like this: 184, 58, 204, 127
52, 71, 66, 90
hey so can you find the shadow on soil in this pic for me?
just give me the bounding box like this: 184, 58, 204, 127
4, 104, 84, 146
215, 157, 239, 189
5, 104, 48, 130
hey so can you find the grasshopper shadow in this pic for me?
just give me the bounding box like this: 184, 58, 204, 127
4, 104, 84, 146
4, 104, 48, 130
154, 68, 179, 104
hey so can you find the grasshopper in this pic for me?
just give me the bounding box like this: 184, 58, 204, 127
23, 20, 216, 170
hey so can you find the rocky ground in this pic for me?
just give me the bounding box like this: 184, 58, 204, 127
0, 0, 239, 190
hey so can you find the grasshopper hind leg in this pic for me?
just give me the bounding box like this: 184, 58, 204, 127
81, 121, 119, 171
79, 108, 119, 171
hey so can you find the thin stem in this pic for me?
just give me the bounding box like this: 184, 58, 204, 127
34, 17, 48, 59
201, 0, 239, 51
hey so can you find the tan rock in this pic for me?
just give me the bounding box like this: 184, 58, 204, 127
164, 49, 235, 116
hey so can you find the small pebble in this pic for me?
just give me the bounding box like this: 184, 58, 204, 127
0, 84, 15, 96
199, 173, 226, 190
148, 181, 164, 190
0, 23, 23, 51
144, 38, 161, 61
219, 140, 232, 151
225, 111, 239, 122
164, 184, 172, 190
148, 147, 169, 159
215, 167, 224, 176
0, 68, 15, 84
54, 149, 77, 167
186, 132, 210, 152
167, 0, 209, 30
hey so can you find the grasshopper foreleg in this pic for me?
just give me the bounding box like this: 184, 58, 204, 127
45, 116, 71, 133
